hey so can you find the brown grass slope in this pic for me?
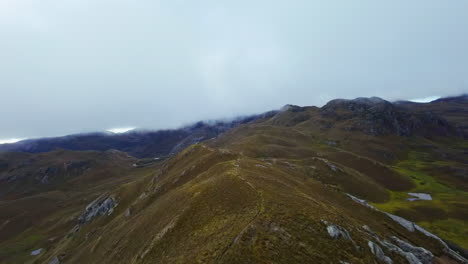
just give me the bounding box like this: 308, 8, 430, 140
0, 149, 147, 263
33, 144, 455, 264
209, 98, 468, 249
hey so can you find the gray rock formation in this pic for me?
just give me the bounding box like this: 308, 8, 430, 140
368, 241, 393, 264
125, 208, 132, 217
385, 213, 417, 232
362, 225, 426, 264
347, 193, 468, 264
407, 192, 432, 201
48, 256, 60, 264
35, 167, 59, 184
78, 194, 117, 225
390, 236, 433, 264
380, 240, 421, 264
320, 97, 455, 137
326, 224, 352, 240
30, 248, 43, 256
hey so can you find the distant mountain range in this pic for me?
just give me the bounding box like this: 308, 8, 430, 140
0, 111, 277, 158
1, 95, 466, 158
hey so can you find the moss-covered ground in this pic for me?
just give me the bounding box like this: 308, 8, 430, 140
373, 150, 468, 248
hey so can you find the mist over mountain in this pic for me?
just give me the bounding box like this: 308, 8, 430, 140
0, 111, 277, 158
1, 1, 468, 140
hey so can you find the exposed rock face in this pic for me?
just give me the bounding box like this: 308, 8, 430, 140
169, 135, 205, 155
326, 224, 352, 240
407, 193, 432, 201
63, 160, 90, 174
385, 213, 417, 232
320, 97, 456, 137
390, 236, 433, 264
361, 224, 427, 264
125, 208, 132, 217
35, 167, 59, 184
48, 256, 60, 264
368, 240, 393, 264
78, 194, 117, 225
346, 194, 378, 210
347, 194, 468, 264
30, 248, 43, 256
313, 157, 342, 172
379, 240, 421, 264
32, 161, 90, 184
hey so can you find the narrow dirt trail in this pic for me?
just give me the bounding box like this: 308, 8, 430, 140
215, 158, 264, 263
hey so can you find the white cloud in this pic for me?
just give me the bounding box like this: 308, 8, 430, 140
409, 96, 440, 103
0, 138, 26, 144
106, 127, 136, 134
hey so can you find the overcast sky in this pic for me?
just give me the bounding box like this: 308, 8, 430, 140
1, 0, 467, 140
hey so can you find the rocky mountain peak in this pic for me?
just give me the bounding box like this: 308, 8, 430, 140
319, 96, 457, 137
321, 96, 392, 113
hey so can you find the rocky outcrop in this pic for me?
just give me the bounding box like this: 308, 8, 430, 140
390, 236, 433, 264
368, 240, 393, 264
379, 240, 421, 264
125, 208, 132, 217
63, 160, 90, 175
385, 213, 418, 232
48, 256, 60, 264
322, 220, 361, 252
30, 248, 43, 256
407, 193, 432, 201
34, 167, 59, 184
169, 135, 205, 155
347, 194, 468, 264
78, 194, 117, 225
313, 157, 342, 172
362, 225, 425, 264
346, 194, 378, 210
31, 161, 90, 184
325, 224, 352, 240
320, 97, 457, 137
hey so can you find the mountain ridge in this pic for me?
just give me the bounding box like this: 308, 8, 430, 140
1, 95, 465, 157
0, 111, 277, 158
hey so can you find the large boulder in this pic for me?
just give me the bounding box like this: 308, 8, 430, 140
78, 194, 117, 225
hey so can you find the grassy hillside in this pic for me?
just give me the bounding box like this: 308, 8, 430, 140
0, 96, 467, 263
29, 145, 452, 263
0, 149, 159, 263
209, 103, 468, 250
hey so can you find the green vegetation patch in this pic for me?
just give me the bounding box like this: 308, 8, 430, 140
0, 231, 45, 263
419, 219, 468, 248
373, 150, 468, 249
